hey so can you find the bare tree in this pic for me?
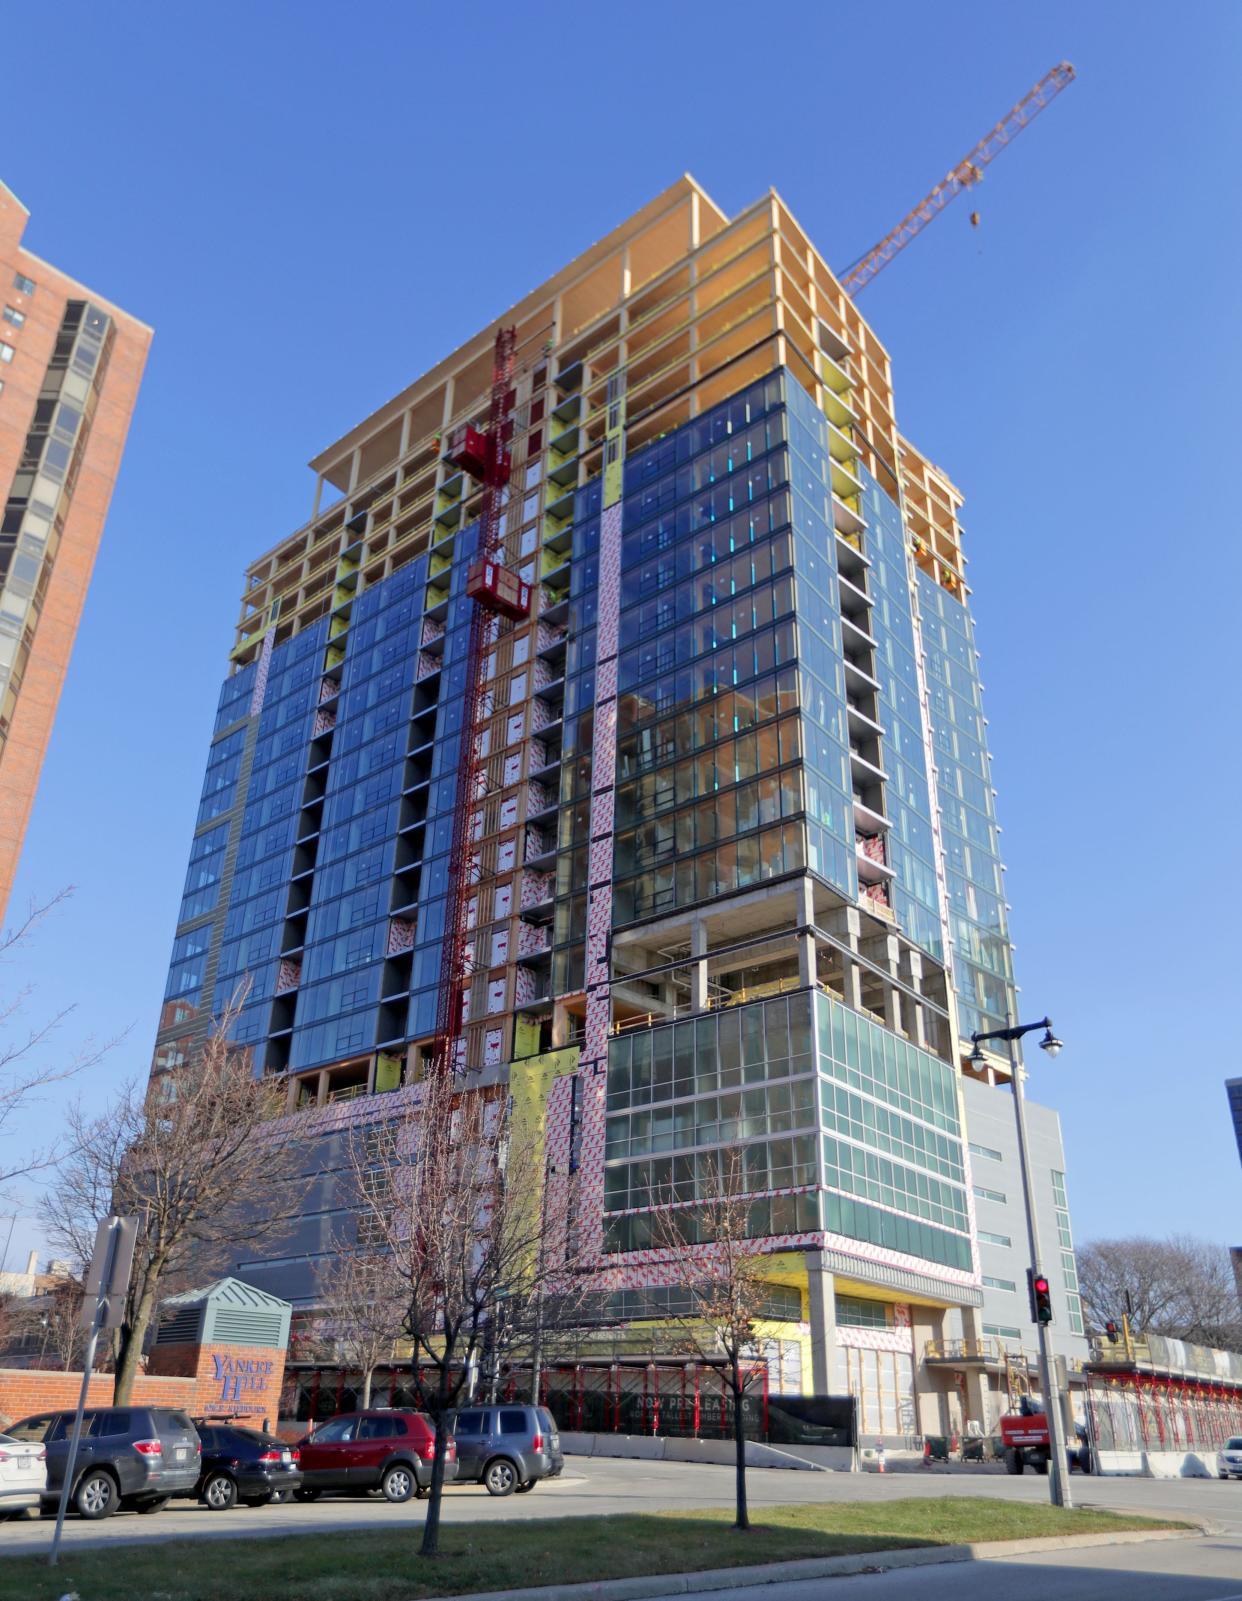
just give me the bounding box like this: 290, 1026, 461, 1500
36, 1275, 88, 1371
318, 1243, 407, 1409
353, 1069, 585, 1557
1, 893, 114, 1194
1078, 1235, 1242, 1349
42, 1000, 305, 1402
646, 1145, 772, 1532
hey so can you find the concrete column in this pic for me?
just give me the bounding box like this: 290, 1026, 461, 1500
805, 1251, 837, 1396
796, 877, 817, 990
690, 920, 708, 1012
959, 1305, 990, 1432
910, 1305, 949, 1435
842, 954, 863, 1011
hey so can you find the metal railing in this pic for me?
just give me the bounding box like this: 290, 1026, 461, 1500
924, 1337, 1011, 1365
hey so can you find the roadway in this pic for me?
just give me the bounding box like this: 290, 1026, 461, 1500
2, 1455, 1240, 1579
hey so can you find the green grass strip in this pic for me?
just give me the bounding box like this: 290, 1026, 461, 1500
0, 1498, 1180, 1601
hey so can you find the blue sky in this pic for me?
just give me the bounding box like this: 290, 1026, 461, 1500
3, 0, 1240, 1270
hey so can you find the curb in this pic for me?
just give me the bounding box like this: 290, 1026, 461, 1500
420, 1526, 1199, 1601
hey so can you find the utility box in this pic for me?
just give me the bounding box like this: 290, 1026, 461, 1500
466, 558, 531, 620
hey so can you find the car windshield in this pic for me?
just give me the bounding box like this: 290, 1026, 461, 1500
5, 1417, 52, 1442
1227, 1437, 1242, 1450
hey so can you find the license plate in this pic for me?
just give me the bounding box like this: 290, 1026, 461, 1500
281, 1452, 291, 1465
175, 1446, 188, 1461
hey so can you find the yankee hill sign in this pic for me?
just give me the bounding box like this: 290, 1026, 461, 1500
213, 1353, 277, 1406
147, 1278, 292, 1420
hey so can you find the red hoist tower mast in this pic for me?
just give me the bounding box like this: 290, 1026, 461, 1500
430, 327, 531, 1077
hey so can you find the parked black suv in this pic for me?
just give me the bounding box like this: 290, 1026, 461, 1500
190, 1421, 301, 1509
449, 1404, 562, 1495
7, 1407, 201, 1518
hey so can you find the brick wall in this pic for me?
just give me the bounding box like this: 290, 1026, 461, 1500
0, 1368, 194, 1428
148, 1341, 287, 1424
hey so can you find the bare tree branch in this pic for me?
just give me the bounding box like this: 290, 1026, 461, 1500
315, 1244, 408, 1409
1078, 1235, 1242, 1349
41, 995, 308, 1402
644, 1146, 774, 1532
0, 891, 120, 1192
348, 1071, 593, 1556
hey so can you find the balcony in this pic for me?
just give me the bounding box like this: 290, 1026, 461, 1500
855, 834, 895, 885
924, 1337, 1014, 1369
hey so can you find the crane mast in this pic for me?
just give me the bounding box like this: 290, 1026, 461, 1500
839, 61, 1075, 295
430, 327, 527, 1078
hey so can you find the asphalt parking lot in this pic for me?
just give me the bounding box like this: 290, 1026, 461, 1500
3, 1455, 1241, 1556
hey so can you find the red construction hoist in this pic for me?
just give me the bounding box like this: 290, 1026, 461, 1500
429, 326, 531, 1078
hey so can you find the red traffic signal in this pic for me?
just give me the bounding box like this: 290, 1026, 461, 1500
1104, 1319, 1120, 1344
1028, 1269, 1054, 1326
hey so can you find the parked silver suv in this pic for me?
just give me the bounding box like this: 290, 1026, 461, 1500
449, 1404, 562, 1496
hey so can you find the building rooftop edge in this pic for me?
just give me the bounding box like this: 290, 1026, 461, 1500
0, 177, 30, 217
306, 174, 726, 475
17, 246, 155, 336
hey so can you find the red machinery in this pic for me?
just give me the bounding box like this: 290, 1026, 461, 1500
1000, 1408, 1052, 1475
429, 326, 528, 1076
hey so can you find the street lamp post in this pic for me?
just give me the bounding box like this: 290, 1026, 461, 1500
969, 1016, 1071, 1510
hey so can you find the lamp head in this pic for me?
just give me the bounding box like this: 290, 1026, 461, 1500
967, 1038, 986, 1065
1039, 1027, 1063, 1059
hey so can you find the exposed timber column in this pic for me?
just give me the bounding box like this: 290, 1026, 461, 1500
805, 1250, 837, 1396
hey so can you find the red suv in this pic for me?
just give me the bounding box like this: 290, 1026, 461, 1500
294, 1411, 456, 1502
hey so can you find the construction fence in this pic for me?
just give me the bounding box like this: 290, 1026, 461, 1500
1086, 1372, 1242, 1455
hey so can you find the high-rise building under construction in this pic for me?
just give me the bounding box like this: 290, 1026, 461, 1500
0, 181, 151, 919
152, 177, 1084, 1433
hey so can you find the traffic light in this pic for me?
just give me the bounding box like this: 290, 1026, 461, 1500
1027, 1269, 1054, 1326
1104, 1320, 1120, 1345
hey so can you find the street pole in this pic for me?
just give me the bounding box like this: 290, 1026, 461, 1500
48, 1301, 104, 1567
1006, 1032, 1072, 1509
49, 1214, 138, 1568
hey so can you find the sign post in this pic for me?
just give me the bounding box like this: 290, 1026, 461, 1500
48, 1215, 137, 1568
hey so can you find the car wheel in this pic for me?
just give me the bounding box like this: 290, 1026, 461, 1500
202, 1472, 238, 1511
75, 1470, 119, 1520
484, 1458, 518, 1497
381, 1465, 416, 1503
293, 1487, 320, 1502
134, 1495, 171, 1514
515, 1479, 536, 1493
1004, 1448, 1024, 1475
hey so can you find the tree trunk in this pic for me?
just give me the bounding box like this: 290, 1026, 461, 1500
731, 1354, 749, 1531
420, 1370, 451, 1558
362, 1367, 373, 1409
112, 1277, 159, 1405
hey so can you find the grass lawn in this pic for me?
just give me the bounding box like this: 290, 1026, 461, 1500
0, 1499, 1179, 1601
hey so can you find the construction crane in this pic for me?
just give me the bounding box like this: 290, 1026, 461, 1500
838, 61, 1076, 296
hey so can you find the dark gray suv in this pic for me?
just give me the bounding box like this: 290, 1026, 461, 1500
7, 1406, 201, 1518
450, 1404, 562, 1496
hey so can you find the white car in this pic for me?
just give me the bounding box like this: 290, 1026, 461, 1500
1219, 1436, 1242, 1480
0, 1430, 47, 1517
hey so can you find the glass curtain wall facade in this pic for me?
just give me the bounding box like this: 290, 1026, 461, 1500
916, 570, 1014, 1039
150, 179, 1080, 1431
